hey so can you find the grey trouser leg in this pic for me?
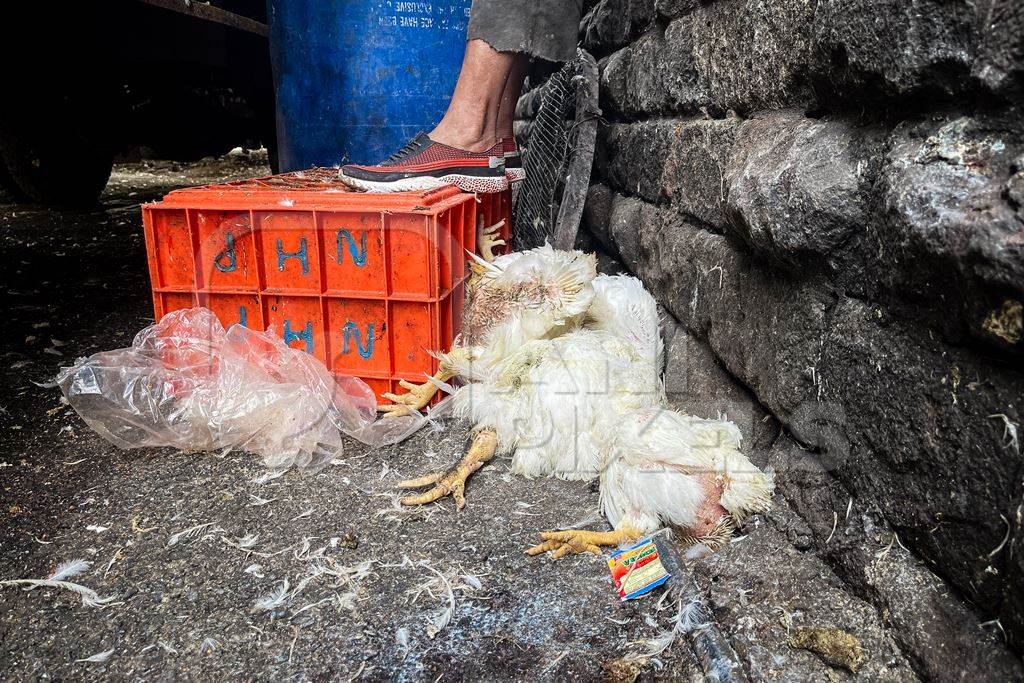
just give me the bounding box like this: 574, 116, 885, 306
467, 0, 582, 62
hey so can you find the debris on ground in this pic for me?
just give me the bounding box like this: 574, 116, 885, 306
789, 626, 866, 673
607, 536, 671, 600
56, 307, 431, 474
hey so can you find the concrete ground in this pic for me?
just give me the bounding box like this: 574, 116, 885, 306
0, 154, 1012, 681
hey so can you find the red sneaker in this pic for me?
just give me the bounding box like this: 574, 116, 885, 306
339, 133, 508, 193
502, 137, 525, 183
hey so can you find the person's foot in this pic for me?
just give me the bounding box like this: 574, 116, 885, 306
339, 133, 508, 193
501, 138, 525, 183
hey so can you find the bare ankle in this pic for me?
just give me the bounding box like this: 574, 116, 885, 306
428, 126, 498, 152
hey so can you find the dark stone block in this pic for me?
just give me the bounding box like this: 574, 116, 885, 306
580, 0, 656, 56
598, 0, 1017, 119
599, 20, 709, 118
662, 316, 779, 463
595, 120, 675, 204
655, 0, 704, 20
974, 0, 1024, 99
689, 0, 817, 115
584, 183, 656, 271
662, 117, 741, 228
724, 110, 886, 284
879, 112, 1024, 350
596, 117, 740, 229
582, 183, 615, 253
809, 0, 978, 105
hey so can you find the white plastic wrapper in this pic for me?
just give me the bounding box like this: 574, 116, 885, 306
56, 308, 436, 473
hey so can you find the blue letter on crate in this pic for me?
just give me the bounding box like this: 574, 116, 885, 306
283, 320, 314, 354
276, 237, 309, 274
214, 233, 237, 272
342, 321, 375, 359
238, 305, 248, 328
336, 230, 367, 267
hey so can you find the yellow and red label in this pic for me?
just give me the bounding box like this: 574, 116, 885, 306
607, 537, 671, 600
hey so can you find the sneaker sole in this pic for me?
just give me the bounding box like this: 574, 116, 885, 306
505, 167, 526, 183
340, 172, 509, 194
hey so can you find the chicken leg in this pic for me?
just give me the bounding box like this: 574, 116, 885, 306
397, 428, 497, 508
377, 372, 452, 418
378, 349, 468, 418
477, 218, 506, 262
526, 524, 643, 559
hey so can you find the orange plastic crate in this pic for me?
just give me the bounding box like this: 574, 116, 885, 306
142, 168, 511, 401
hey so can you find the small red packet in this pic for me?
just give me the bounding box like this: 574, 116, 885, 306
607, 537, 671, 600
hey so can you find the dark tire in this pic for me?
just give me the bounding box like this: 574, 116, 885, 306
0, 155, 22, 200
0, 117, 113, 206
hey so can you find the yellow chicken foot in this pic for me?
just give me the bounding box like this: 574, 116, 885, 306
378, 350, 467, 418
377, 374, 449, 418
397, 428, 497, 508
477, 218, 506, 262
526, 525, 643, 559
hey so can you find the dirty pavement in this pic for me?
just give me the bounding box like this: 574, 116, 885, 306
0, 154, 1014, 681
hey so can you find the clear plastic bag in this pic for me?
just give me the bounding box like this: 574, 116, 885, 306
56, 308, 434, 473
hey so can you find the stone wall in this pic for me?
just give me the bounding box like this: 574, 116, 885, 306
548, 0, 1023, 673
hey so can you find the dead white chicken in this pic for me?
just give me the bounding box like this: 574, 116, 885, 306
379, 243, 773, 557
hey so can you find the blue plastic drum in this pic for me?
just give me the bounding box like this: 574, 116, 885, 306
267, 1, 472, 171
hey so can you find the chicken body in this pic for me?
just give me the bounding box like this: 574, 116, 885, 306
392, 245, 773, 555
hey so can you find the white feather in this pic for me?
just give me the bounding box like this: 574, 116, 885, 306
395, 626, 411, 657
2, 577, 117, 608
235, 534, 259, 549
76, 648, 115, 663
168, 522, 215, 546
588, 274, 664, 371
255, 579, 290, 611
48, 559, 90, 582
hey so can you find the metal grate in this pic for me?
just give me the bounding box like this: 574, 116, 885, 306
513, 48, 599, 251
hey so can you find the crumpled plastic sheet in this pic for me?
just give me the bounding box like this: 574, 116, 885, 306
56, 307, 443, 473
